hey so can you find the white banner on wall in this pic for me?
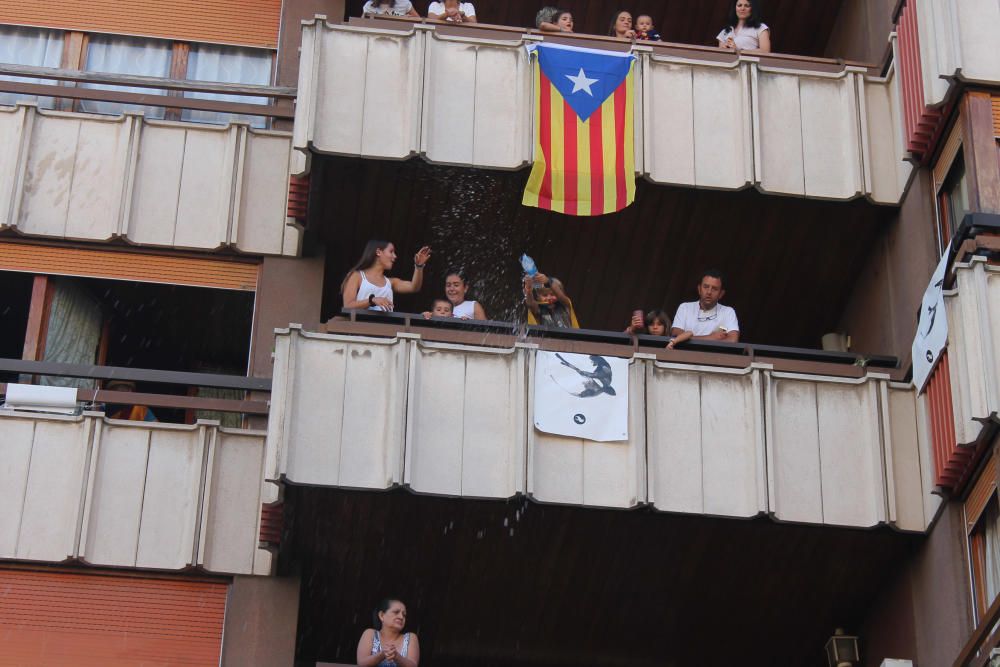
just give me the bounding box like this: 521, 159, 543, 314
533, 351, 629, 442
912, 250, 950, 392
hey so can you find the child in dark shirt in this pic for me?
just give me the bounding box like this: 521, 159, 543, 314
524, 274, 578, 328
635, 15, 662, 41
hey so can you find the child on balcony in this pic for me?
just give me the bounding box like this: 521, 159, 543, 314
536, 8, 574, 33
422, 298, 454, 319
635, 15, 662, 41
362, 0, 420, 17
428, 0, 477, 23
524, 273, 579, 328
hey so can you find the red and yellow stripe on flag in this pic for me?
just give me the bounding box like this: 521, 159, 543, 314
522, 59, 636, 216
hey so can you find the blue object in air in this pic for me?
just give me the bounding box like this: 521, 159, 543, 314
520, 254, 538, 277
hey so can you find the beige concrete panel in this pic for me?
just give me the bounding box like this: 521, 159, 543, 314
766, 376, 824, 524
405, 343, 525, 498
200, 430, 267, 574
943, 291, 976, 444
915, 0, 958, 106
237, 131, 293, 254
951, 264, 992, 438
885, 384, 929, 532
0, 417, 36, 557
691, 65, 750, 189
754, 69, 804, 195
80, 424, 150, 567
280, 329, 405, 489
642, 61, 696, 187
17, 113, 80, 237
472, 45, 531, 168
60, 115, 133, 241
0, 105, 32, 230
16, 417, 91, 562
815, 380, 886, 527
954, 0, 1000, 85
529, 358, 644, 508
798, 73, 863, 199
646, 366, 704, 514
311, 28, 371, 153
422, 37, 529, 168
359, 31, 421, 158
135, 427, 205, 570
127, 123, 185, 246
422, 39, 478, 166
914, 391, 944, 523
699, 371, 764, 517
173, 126, 234, 249
862, 72, 910, 205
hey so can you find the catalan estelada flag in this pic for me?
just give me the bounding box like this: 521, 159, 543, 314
522, 43, 637, 216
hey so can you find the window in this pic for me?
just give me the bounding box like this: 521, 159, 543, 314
182, 44, 272, 128
0, 25, 64, 109
968, 452, 1000, 620
80, 34, 171, 119
937, 153, 971, 254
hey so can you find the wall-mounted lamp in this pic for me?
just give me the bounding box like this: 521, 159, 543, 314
826, 628, 860, 667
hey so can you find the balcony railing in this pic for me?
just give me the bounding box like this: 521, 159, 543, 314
0, 410, 273, 576
266, 320, 935, 532
294, 15, 912, 204
0, 67, 301, 256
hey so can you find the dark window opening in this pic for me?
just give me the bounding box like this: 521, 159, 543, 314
0, 272, 34, 382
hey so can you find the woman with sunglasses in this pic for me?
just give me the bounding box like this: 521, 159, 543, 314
670, 270, 740, 342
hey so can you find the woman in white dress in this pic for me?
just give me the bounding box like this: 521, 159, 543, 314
717, 0, 771, 53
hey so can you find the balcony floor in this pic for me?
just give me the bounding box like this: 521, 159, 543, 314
286, 485, 918, 667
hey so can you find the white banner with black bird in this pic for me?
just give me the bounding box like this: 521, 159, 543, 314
533, 351, 629, 442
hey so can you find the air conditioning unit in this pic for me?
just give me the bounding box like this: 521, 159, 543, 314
1, 383, 79, 415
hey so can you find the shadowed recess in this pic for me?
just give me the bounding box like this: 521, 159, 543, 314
286, 486, 918, 667
310, 156, 895, 351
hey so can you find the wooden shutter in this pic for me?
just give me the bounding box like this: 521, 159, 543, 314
0, 0, 281, 48
0, 243, 259, 291
967, 453, 999, 533
0, 568, 227, 666
993, 95, 1000, 137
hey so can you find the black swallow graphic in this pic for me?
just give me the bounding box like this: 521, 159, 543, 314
554, 353, 616, 397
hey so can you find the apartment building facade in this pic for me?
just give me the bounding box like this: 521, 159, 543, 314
0, 0, 999, 665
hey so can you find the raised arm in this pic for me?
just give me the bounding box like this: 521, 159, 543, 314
523, 277, 541, 315
548, 278, 572, 308
391, 246, 431, 294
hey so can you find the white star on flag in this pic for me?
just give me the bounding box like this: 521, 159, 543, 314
565, 68, 599, 96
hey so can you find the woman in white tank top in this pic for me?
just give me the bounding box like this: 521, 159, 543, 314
341, 240, 432, 313
444, 271, 488, 320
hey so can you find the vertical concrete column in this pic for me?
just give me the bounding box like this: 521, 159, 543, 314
222, 574, 301, 667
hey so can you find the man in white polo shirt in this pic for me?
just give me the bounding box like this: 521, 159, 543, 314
670, 270, 740, 342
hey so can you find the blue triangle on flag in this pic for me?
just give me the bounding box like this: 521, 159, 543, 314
534, 44, 634, 122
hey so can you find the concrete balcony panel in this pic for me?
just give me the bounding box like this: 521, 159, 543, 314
0, 411, 271, 575
915, 0, 1000, 106
0, 103, 299, 256
766, 373, 888, 528
941, 258, 1000, 443
266, 327, 408, 489
404, 341, 526, 498
295, 20, 911, 204
527, 355, 647, 509
266, 325, 935, 531
646, 363, 766, 518
642, 57, 753, 191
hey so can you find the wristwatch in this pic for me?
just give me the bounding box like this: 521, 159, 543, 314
368, 294, 376, 307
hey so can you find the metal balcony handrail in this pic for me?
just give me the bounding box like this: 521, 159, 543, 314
0, 63, 297, 98
335, 309, 899, 374
0, 358, 271, 391
0, 63, 295, 120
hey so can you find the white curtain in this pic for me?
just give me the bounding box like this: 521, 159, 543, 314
0, 25, 64, 109
81, 35, 171, 119
182, 45, 272, 128
39, 279, 102, 389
